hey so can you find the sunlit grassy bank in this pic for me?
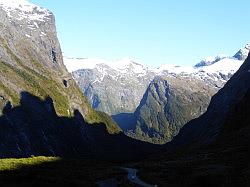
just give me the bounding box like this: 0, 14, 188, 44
0, 156, 60, 171
0, 156, 136, 186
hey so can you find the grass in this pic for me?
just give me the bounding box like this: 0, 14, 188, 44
0, 81, 20, 106
0, 156, 136, 186
0, 156, 60, 171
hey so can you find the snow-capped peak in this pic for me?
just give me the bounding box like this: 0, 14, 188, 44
0, 0, 52, 22
64, 45, 248, 83
112, 58, 148, 74
233, 44, 250, 61
198, 58, 242, 75
194, 54, 228, 68
154, 45, 248, 80
63, 57, 149, 75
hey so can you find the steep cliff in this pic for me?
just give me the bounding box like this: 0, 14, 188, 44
0, 0, 122, 157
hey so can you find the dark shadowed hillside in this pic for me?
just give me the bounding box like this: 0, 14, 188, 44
136, 51, 250, 187
0, 91, 159, 159
169, 51, 250, 149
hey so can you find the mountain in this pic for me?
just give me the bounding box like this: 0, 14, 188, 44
0, 0, 158, 158
64, 58, 155, 116
233, 44, 250, 60
131, 48, 248, 144
169, 48, 250, 148
129, 75, 216, 144
194, 54, 228, 67
137, 49, 250, 187
65, 46, 249, 143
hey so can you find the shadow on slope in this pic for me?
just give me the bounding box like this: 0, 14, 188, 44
135, 52, 250, 187
137, 88, 250, 186
0, 91, 159, 160
167, 52, 250, 150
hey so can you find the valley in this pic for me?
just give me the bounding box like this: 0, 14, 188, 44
65, 45, 249, 144
0, 0, 249, 186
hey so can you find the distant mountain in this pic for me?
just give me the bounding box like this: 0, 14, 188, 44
128, 75, 216, 144
194, 54, 228, 68
64, 46, 249, 143
170, 48, 250, 148
65, 58, 155, 116
64, 48, 246, 116
138, 51, 250, 187
233, 44, 250, 60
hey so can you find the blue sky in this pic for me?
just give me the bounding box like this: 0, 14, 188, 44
31, 0, 249, 67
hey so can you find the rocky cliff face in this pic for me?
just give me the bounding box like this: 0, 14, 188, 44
0, 0, 123, 157
0, 0, 76, 115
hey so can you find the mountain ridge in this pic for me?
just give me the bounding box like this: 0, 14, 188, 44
169, 49, 250, 148
65, 45, 249, 143
64, 44, 249, 75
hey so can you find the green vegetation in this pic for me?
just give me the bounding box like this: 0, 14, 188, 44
0, 156, 134, 186
132, 79, 211, 144
0, 60, 70, 116
0, 81, 19, 106
0, 38, 120, 134
0, 156, 60, 171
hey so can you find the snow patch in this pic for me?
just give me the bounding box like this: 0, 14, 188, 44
199, 58, 242, 74
63, 57, 149, 75
63, 58, 109, 72
0, 0, 52, 22
33, 21, 39, 28
112, 58, 149, 75
156, 64, 196, 74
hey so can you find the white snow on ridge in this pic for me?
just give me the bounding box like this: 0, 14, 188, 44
64, 56, 244, 77
156, 64, 196, 74
63, 58, 109, 72
63, 57, 150, 75
0, 0, 52, 21
112, 58, 149, 74
200, 58, 242, 74
202, 54, 228, 63
63, 45, 249, 80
